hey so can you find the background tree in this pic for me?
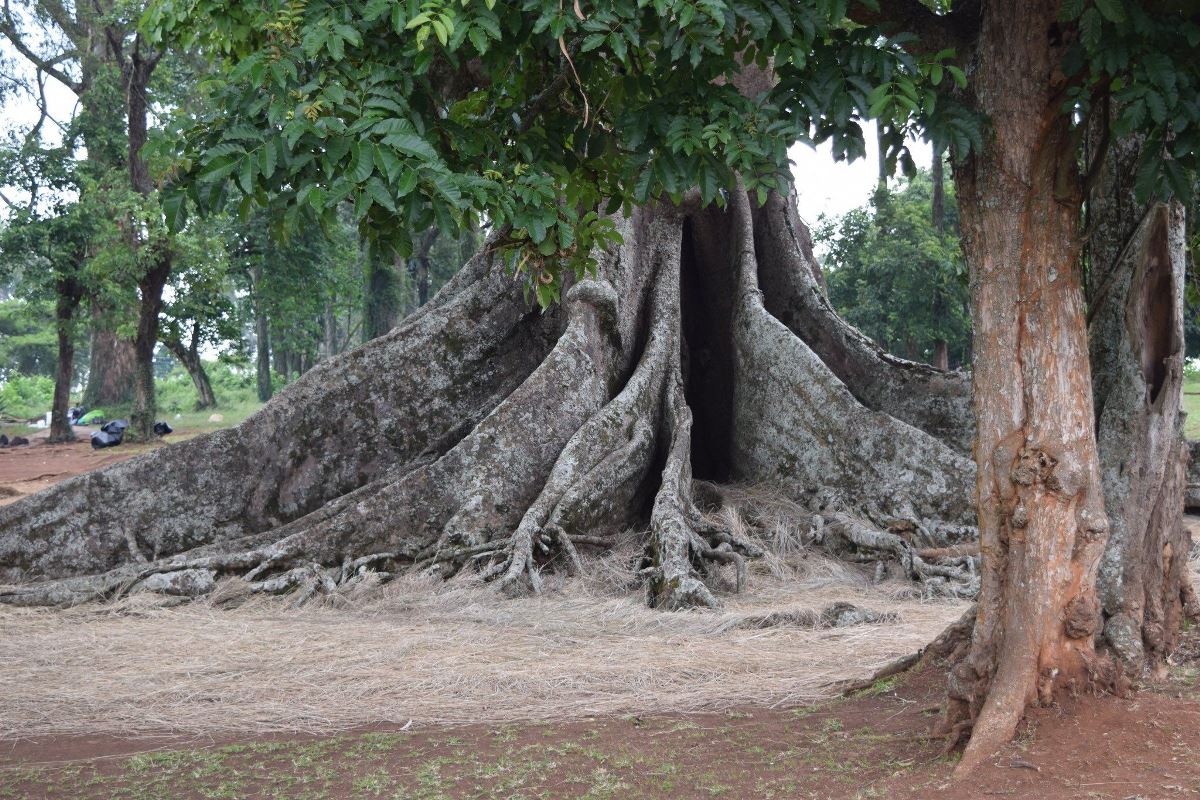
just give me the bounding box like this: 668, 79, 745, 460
0, 0, 184, 439
816, 166, 969, 368
0, 111, 100, 440
230, 206, 365, 385
158, 213, 240, 409
0, 297, 58, 379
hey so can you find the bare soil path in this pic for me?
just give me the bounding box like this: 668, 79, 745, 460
0, 435, 160, 507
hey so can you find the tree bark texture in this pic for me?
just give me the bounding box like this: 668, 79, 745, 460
129, 257, 171, 439
1087, 133, 1198, 675
49, 281, 83, 443
82, 311, 136, 409
754, 188, 975, 454
0, 184, 975, 610
253, 262, 273, 402
945, 0, 1113, 774
125, 51, 170, 441
364, 252, 403, 341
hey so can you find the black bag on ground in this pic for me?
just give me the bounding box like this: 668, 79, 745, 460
153, 421, 173, 436
0, 434, 8, 447
100, 419, 129, 435
91, 430, 123, 449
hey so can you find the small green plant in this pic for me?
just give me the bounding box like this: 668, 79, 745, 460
853, 676, 898, 698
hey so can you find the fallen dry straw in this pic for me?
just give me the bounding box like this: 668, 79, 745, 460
0, 534, 966, 740
4, 520, 1197, 742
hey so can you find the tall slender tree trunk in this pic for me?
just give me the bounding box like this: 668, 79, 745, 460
273, 342, 289, 379
363, 251, 402, 341
253, 263, 273, 402
1088, 132, 1199, 674
409, 228, 439, 309
124, 50, 169, 441
945, 0, 1113, 773
49, 282, 83, 443
931, 146, 950, 371
932, 148, 946, 234
165, 337, 217, 410
933, 340, 949, 371
323, 301, 339, 357
130, 259, 172, 439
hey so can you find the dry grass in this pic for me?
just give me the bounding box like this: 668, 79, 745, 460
0, 527, 965, 740
3, 502, 1198, 743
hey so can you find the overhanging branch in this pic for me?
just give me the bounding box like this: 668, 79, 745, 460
0, 0, 81, 94
851, 0, 981, 55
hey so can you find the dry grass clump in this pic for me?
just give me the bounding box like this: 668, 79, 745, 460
0, 490, 970, 740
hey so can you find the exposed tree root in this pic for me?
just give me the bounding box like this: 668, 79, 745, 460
816, 513, 979, 599
1, 189, 977, 610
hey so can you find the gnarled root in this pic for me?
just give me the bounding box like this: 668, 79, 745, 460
816, 513, 979, 599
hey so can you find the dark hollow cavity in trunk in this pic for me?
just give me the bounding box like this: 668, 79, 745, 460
679, 212, 738, 483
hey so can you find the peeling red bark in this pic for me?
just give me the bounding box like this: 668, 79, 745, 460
945, 0, 1114, 773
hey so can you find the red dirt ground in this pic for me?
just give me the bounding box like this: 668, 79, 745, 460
0, 434, 163, 506
0, 634, 1197, 799
1, 439, 1198, 798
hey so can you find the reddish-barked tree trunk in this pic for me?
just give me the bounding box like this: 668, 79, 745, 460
944, 0, 1115, 773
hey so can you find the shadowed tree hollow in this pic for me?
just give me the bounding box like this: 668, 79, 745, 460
0, 186, 978, 610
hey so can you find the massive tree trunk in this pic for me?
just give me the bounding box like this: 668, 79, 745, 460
82, 311, 136, 409
1088, 134, 1199, 675
753, 189, 974, 453
0, 185, 977, 609
944, 0, 1114, 773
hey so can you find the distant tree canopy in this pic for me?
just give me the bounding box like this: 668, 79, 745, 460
815, 165, 969, 368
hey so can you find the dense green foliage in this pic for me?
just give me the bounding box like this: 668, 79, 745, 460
1060, 0, 1200, 203
0, 299, 59, 378
816, 165, 970, 367
0, 372, 54, 420
154, 359, 274, 413
235, 207, 364, 365
146, 0, 984, 306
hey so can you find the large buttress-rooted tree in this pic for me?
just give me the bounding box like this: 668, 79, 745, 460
0, 185, 977, 609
